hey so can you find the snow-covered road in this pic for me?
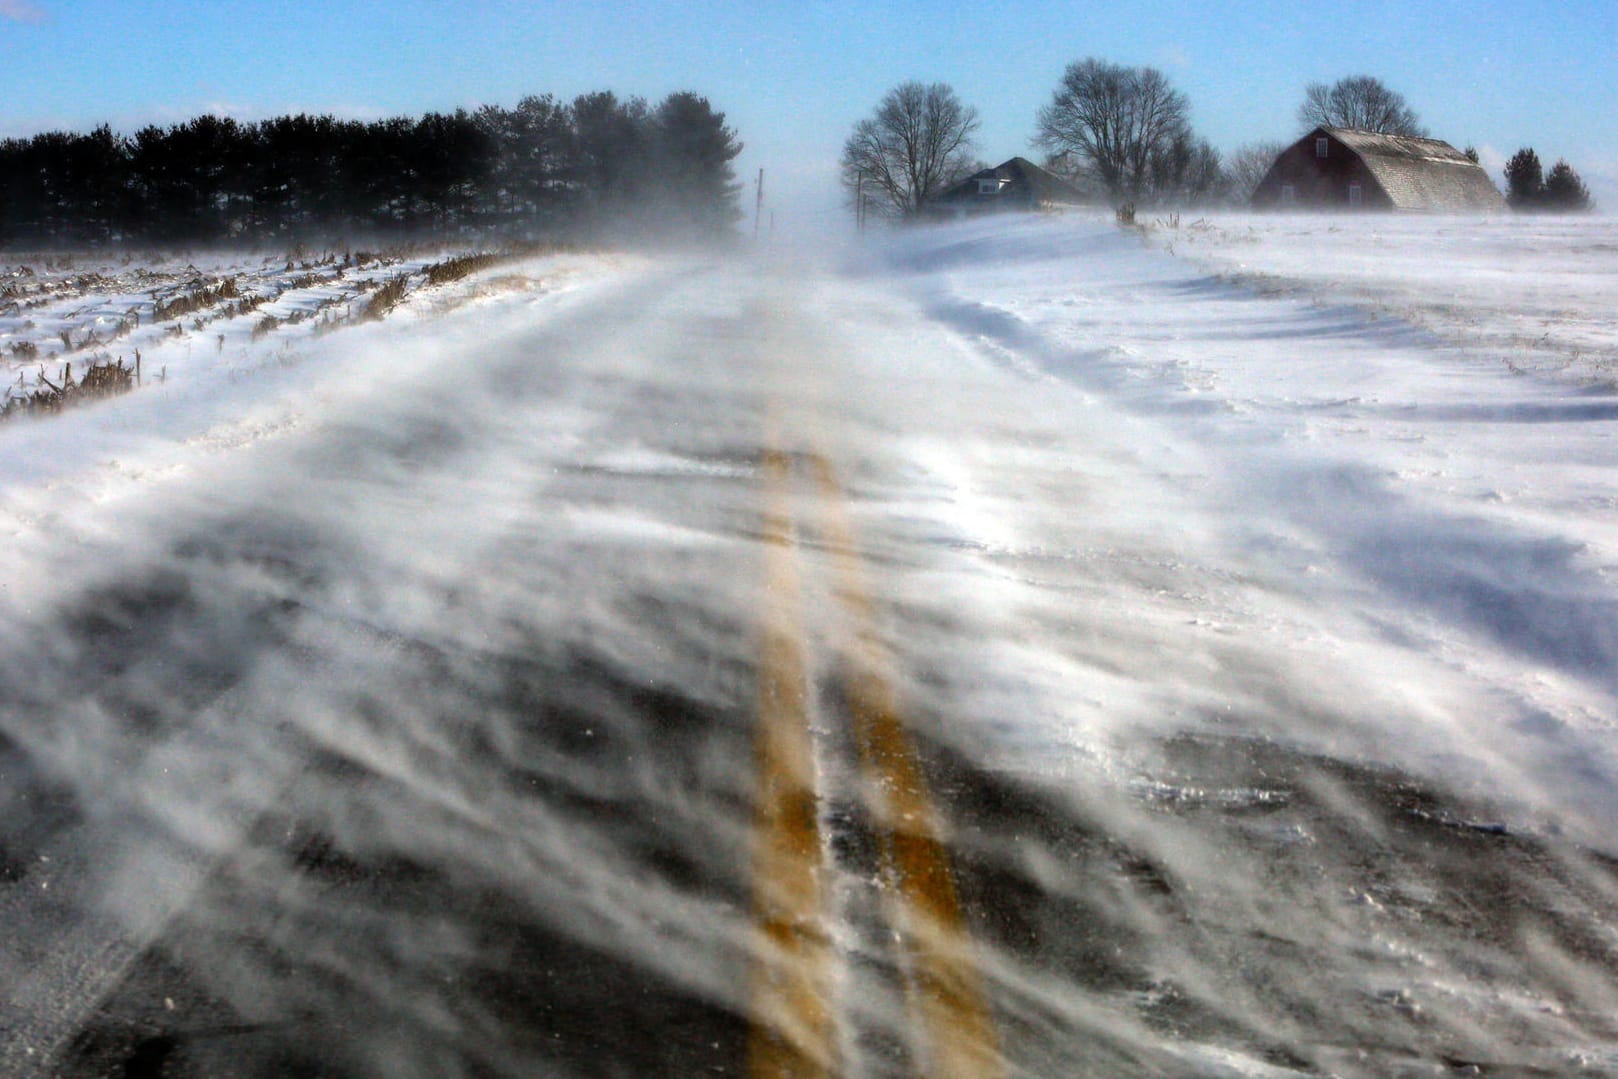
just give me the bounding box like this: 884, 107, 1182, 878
2, 217, 1617, 1077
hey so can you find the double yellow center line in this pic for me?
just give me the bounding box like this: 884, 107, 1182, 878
747, 441, 1001, 1078
748, 445, 835, 1076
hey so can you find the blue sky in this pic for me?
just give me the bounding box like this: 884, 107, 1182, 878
4, 1, 1616, 225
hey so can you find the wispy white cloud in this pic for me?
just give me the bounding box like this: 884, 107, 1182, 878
0, 0, 47, 23
1156, 43, 1191, 70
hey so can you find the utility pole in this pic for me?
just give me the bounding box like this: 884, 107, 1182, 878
856, 171, 865, 233
753, 168, 764, 240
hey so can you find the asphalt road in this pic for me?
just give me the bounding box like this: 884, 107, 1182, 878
3, 257, 1617, 1078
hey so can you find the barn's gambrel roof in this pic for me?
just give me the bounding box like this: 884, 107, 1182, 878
1318, 127, 1502, 211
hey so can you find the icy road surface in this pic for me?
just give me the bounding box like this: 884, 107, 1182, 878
2, 218, 1618, 1078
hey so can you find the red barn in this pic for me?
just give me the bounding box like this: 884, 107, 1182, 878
1251, 126, 1502, 212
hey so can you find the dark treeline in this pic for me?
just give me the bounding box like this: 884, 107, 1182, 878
0, 91, 743, 247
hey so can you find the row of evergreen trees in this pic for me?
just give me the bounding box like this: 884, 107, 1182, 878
1503, 148, 1594, 212
0, 91, 744, 247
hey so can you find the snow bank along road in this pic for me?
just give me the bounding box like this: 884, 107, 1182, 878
2, 216, 1617, 1077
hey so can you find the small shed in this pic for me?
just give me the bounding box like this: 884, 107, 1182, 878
929, 157, 1085, 217
1251, 126, 1503, 212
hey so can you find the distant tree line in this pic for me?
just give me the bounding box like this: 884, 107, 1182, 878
1503, 148, 1594, 212
839, 63, 1234, 221
844, 61, 1357, 217
0, 91, 743, 247
845, 67, 1607, 219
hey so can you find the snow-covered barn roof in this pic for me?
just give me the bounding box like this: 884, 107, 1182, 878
1318, 127, 1502, 211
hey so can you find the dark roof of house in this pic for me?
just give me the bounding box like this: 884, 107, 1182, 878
1319, 127, 1503, 211
936, 157, 1085, 205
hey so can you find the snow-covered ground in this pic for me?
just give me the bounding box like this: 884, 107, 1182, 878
0, 246, 632, 416
2, 249, 426, 378
0, 247, 637, 489
873, 211, 1618, 832
1, 214, 1616, 1076
1154, 210, 1618, 386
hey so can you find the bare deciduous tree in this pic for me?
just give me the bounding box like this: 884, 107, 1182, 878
1149, 131, 1224, 205
840, 82, 980, 221
1298, 76, 1425, 136
1034, 58, 1193, 203
1224, 140, 1285, 204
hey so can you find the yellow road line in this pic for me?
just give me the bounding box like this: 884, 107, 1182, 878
747, 435, 1001, 1078
808, 452, 1004, 1079
747, 446, 834, 1079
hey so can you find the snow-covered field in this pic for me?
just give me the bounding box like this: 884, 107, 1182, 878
0, 246, 636, 488
1, 248, 424, 382
2, 213, 1616, 1076
1155, 210, 1618, 386
0, 246, 627, 418
878, 211, 1618, 827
